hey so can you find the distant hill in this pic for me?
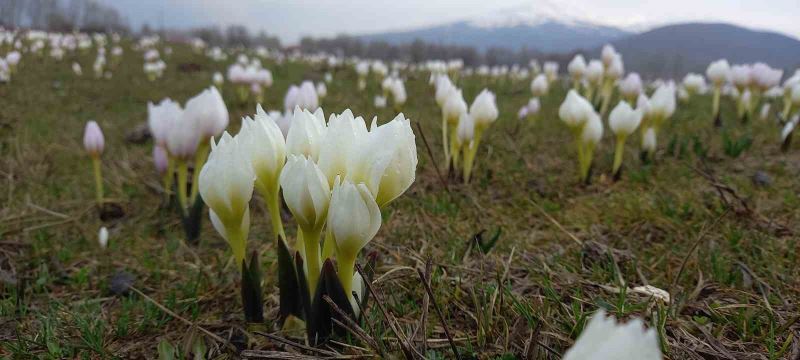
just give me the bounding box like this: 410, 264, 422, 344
606, 23, 800, 78
358, 2, 631, 54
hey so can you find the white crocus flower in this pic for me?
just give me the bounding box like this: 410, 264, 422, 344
328, 178, 382, 309
563, 310, 662, 360
199, 132, 255, 267
285, 107, 327, 161
609, 101, 643, 178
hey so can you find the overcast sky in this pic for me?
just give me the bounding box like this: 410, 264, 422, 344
99, 0, 800, 44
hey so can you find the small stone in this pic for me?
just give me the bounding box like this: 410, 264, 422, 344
108, 271, 135, 296
752, 171, 771, 188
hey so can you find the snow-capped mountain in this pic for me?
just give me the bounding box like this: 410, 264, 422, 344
359, 2, 631, 53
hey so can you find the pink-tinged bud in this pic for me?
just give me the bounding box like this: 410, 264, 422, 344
83, 120, 105, 157
153, 145, 169, 174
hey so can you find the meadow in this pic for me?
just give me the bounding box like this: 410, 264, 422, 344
1, 40, 799, 359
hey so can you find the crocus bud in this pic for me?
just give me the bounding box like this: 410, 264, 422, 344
731, 64, 752, 90
434, 77, 455, 107
568, 55, 587, 81
562, 309, 662, 360
374, 95, 387, 108
642, 127, 657, 152
457, 112, 475, 143
83, 121, 105, 157
166, 112, 200, 161
601, 44, 617, 67
147, 98, 183, 146
317, 110, 368, 186
706, 59, 731, 86
543, 61, 559, 82
347, 114, 417, 208
98, 226, 109, 249
606, 54, 624, 80
286, 107, 327, 161
647, 84, 676, 123
184, 86, 229, 140
469, 89, 498, 130
581, 113, 603, 146
316, 82, 327, 99
212, 72, 224, 86
238, 105, 287, 195
443, 90, 468, 124
618, 73, 643, 100
153, 145, 169, 174
199, 132, 255, 266
558, 90, 593, 129
279, 155, 331, 232
284, 85, 300, 112
527, 98, 541, 115
531, 74, 549, 97
517, 106, 529, 120
609, 101, 643, 137
328, 179, 381, 259
682, 73, 706, 95
586, 60, 604, 85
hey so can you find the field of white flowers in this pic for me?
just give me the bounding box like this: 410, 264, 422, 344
1, 30, 799, 359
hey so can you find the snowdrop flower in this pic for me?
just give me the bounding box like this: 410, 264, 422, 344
563, 309, 662, 360
280, 154, 331, 289
609, 101, 643, 178
328, 179, 381, 308
199, 132, 255, 267
531, 74, 549, 97
98, 227, 109, 249
568, 54, 587, 87
286, 107, 327, 161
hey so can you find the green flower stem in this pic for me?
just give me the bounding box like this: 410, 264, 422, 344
712, 86, 721, 119
190, 141, 209, 203
91, 156, 103, 204
781, 95, 792, 120
321, 227, 335, 260
336, 251, 357, 304
441, 114, 450, 167
581, 143, 596, 183
257, 181, 285, 242
463, 128, 484, 183
176, 161, 189, 214
226, 223, 246, 269
600, 80, 613, 116
448, 121, 459, 170
300, 227, 322, 295
163, 156, 175, 197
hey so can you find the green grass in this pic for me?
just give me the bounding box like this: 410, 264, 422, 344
1, 41, 798, 358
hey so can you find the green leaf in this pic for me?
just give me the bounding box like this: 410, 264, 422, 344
277, 238, 303, 324
241, 251, 264, 323
157, 339, 176, 360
